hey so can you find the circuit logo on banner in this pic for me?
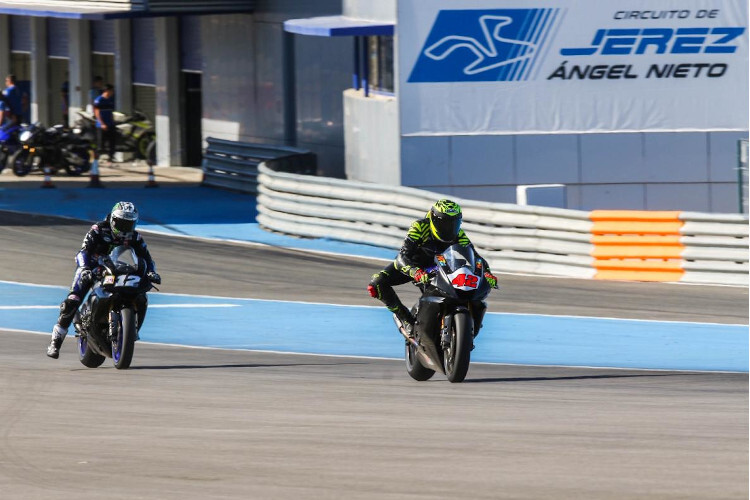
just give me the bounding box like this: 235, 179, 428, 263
409, 9, 561, 82
409, 7, 746, 83
399, 0, 749, 134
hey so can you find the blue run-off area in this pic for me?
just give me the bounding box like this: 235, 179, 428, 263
1, 282, 747, 372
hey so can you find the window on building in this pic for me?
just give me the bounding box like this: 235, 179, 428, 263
367, 35, 394, 94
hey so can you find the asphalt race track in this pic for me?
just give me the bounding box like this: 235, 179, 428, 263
0, 211, 747, 499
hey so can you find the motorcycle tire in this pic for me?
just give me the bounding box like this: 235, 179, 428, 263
9, 148, 32, 176
112, 308, 136, 370
77, 333, 105, 368
444, 312, 473, 383
137, 133, 154, 160
64, 149, 91, 176
0, 150, 7, 173
405, 341, 435, 381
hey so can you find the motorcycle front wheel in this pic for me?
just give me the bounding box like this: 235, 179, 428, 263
77, 333, 105, 368
405, 341, 435, 381
137, 133, 154, 159
9, 148, 32, 176
444, 312, 473, 383
112, 308, 136, 369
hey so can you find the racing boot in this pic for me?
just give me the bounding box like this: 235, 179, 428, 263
391, 305, 415, 339
46, 324, 68, 359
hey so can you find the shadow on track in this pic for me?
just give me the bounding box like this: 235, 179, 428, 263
0, 210, 85, 226
463, 373, 694, 384
128, 362, 369, 370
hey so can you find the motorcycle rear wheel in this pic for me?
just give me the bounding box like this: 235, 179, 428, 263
444, 312, 473, 383
64, 149, 91, 176
112, 308, 136, 369
405, 341, 435, 381
77, 333, 105, 368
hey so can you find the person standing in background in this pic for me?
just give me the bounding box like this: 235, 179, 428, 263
87, 75, 104, 114
93, 84, 116, 161
61, 80, 70, 126
0, 75, 22, 126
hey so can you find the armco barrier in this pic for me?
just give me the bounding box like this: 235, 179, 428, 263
201, 138, 316, 194
256, 163, 749, 286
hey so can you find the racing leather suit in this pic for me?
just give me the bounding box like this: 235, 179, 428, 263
368, 217, 492, 324
56, 216, 157, 330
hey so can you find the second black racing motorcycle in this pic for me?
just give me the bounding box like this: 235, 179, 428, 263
73, 245, 158, 370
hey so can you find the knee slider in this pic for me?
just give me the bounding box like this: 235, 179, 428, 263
60, 296, 81, 319
367, 284, 380, 299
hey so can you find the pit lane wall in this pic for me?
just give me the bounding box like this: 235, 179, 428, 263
257, 164, 749, 286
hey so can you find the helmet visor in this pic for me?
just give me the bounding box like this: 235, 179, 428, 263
431, 213, 461, 241
112, 217, 136, 235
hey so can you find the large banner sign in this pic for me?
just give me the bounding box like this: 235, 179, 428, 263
398, 0, 749, 135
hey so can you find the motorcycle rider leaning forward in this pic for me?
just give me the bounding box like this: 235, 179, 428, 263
368, 199, 498, 336
46, 201, 161, 359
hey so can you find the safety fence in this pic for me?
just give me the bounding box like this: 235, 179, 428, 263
201, 138, 316, 194
256, 164, 749, 286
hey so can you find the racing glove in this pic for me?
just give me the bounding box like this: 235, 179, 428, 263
79, 268, 93, 287
484, 271, 498, 289
147, 271, 162, 284
412, 269, 430, 284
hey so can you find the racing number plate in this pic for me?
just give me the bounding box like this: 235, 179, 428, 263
451, 272, 479, 290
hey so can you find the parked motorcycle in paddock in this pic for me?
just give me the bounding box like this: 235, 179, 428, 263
75, 109, 155, 159
73, 245, 159, 369
9, 122, 92, 176
393, 244, 498, 383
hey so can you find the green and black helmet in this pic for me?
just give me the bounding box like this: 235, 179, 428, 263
428, 199, 462, 242
110, 201, 138, 238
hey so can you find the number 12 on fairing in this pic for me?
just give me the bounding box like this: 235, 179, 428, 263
116, 275, 141, 287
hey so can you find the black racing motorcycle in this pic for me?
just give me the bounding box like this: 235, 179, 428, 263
73, 245, 157, 370
9, 122, 92, 176
394, 244, 497, 383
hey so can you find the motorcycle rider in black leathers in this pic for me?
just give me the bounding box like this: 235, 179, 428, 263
46, 201, 161, 358
367, 199, 498, 336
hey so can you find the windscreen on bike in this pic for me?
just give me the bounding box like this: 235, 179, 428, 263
109, 245, 138, 268
436, 244, 476, 273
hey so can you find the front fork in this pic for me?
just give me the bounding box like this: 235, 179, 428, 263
108, 309, 119, 343
440, 314, 453, 349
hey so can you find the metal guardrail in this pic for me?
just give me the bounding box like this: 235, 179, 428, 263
257, 163, 749, 285
201, 138, 316, 194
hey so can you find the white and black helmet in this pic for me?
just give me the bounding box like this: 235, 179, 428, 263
110, 201, 138, 237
